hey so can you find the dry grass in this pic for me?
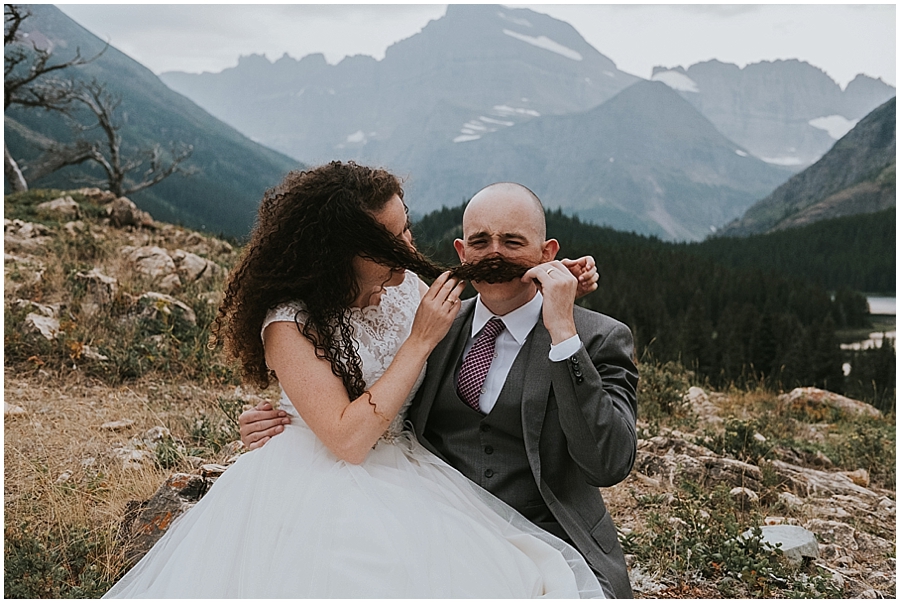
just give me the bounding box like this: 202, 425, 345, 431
4, 368, 278, 594
4, 188, 262, 596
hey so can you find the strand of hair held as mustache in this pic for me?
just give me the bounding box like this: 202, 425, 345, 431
448, 256, 532, 283
408, 253, 533, 284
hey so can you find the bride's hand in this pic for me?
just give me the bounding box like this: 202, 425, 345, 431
408, 272, 466, 350
239, 401, 290, 450
562, 256, 599, 298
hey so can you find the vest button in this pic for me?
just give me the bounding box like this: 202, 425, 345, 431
484, 445, 494, 455
484, 469, 494, 478
480, 424, 491, 433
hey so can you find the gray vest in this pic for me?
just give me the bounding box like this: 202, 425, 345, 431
423, 325, 570, 543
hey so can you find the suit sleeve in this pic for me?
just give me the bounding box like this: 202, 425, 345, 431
548, 317, 638, 487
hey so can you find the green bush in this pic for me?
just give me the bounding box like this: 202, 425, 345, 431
822, 419, 896, 485
706, 418, 773, 463
185, 396, 243, 455
4, 524, 114, 599
637, 358, 693, 422
624, 481, 843, 597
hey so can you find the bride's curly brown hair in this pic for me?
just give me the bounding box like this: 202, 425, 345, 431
213, 161, 443, 396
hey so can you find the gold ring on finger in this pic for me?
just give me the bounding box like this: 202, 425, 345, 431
546, 268, 555, 275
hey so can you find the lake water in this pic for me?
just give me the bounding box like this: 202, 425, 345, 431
868, 296, 896, 315
840, 297, 896, 375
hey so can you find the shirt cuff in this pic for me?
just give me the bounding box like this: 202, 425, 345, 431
549, 335, 582, 362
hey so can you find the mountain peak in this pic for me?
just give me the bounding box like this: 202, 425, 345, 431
384, 3, 619, 73
236, 53, 271, 68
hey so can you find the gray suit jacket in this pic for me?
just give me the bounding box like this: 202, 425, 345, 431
409, 297, 639, 598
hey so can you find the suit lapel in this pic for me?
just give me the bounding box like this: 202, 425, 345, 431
521, 317, 552, 483
412, 299, 475, 436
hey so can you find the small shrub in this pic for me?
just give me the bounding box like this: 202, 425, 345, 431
154, 436, 183, 470
187, 400, 241, 455
705, 418, 773, 463
822, 419, 896, 485
624, 480, 844, 597
637, 358, 693, 421
4, 524, 114, 599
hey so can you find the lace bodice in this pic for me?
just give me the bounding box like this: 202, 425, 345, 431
261, 271, 424, 441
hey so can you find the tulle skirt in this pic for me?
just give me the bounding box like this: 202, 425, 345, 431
104, 417, 605, 598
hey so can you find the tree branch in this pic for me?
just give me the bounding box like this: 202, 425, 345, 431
23, 139, 99, 181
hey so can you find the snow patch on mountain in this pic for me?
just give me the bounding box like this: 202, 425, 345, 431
735, 149, 748, 157
480, 116, 514, 126
497, 11, 532, 28
493, 105, 540, 117
759, 155, 805, 167
651, 70, 699, 93
502, 29, 583, 61
809, 115, 859, 140
460, 122, 487, 135
453, 112, 521, 143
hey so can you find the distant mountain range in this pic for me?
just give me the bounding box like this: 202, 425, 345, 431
160, 5, 641, 165
651, 60, 896, 169
719, 97, 896, 237
160, 4, 893, 240
5, 4, 298, 237
7, 5, 894, 241
399, 80, 790, 240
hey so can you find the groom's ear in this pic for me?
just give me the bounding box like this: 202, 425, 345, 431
453, 239, 466, 262
541, 238, 560, 262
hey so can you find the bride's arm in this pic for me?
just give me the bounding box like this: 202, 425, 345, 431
264, 273, 465, 464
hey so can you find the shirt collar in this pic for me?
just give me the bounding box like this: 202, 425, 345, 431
471, 291, 543, 345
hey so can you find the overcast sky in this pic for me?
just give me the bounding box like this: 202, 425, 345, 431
57, 3, 895, 89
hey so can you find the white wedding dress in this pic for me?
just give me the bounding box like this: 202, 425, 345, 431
104, 272, 604, 598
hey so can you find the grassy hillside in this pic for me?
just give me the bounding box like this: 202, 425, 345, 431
4, 188, 894, 599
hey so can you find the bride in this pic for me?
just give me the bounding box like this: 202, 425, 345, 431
104, 161, 605, 598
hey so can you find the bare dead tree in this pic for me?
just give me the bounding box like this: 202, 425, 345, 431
6, 5, 192, 197
63, 80, 195, 197
4, 4, 105, 191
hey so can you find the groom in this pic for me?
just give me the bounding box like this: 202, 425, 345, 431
240, 182, 638, 598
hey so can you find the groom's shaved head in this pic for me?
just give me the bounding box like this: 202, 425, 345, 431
465, 182, 546, 241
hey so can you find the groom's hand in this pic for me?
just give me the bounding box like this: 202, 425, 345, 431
523, 260, 578, 345
239, 402, 291, 450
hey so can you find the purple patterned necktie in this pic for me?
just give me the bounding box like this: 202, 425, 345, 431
457, 317, 506, 412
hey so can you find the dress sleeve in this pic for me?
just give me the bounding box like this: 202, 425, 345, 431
261, 302, 308, 345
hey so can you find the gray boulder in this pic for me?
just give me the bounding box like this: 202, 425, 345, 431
36, 196, 80, 220
744, 524, 819, 566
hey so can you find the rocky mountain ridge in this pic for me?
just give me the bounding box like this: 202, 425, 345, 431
401, 80, 790, 240
160, 4, 640, 164
719, 97, 896, 237
651, 60, 895, 169
157, 5, 894, 239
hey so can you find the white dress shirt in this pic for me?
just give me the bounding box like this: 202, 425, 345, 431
459, 292, 582, 414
